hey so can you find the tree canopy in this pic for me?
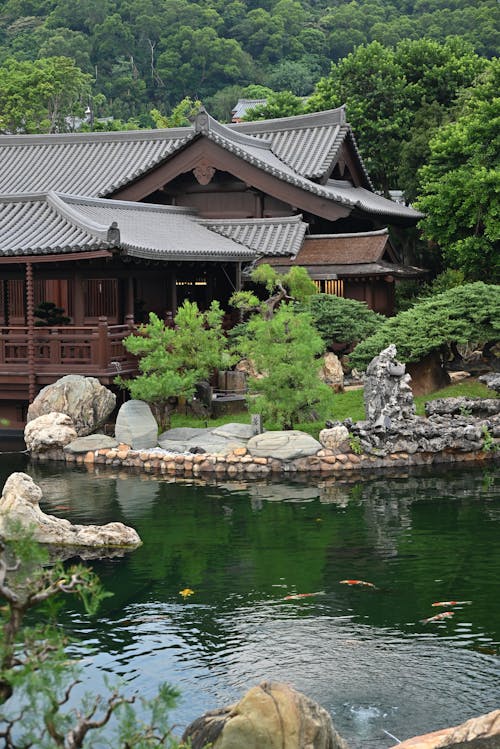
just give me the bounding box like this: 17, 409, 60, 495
349, 282, 500, 369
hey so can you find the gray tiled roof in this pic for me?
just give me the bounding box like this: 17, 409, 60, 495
230, 107, 352, 181
231, 99, 267, 120
0, 129, 193, 197
0, 193, 256, 261
200, 215, 307, 257
0, 108, 421, 223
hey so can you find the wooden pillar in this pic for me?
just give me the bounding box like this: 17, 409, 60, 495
25, 262, 36, 403
97, 316, 109, 368
125, 275, 135, 320
73, 271, 84, 324
235, 262, 242, 292
168, 271, 177, 315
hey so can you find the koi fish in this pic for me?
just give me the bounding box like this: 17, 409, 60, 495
53, 505, 71, 511
339, 579, 377, 589
283, 592, 323, 600
421, 611, 454, 624
179, 588, 194, 598
431, 600, 471, 607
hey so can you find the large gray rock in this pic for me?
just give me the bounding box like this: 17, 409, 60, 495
0, 473, 141, 549
247, 430, 321, 460
479, 373, 500, 393
364, 345, 415, 428
425, 397, 500, 418
212, 423, 256, 440
115, 400, 158, 449
27, 375, 116, 437
182, 681, 349, 749
158, 423, 253, 454
64, 434, 119, 454
24, 412, 77, 453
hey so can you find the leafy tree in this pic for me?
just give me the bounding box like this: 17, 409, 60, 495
117, 301, 228, 431
0, 56, 92, 133
302, 294, 384, 354
151, 96, 202, 128
0, 529, 180, 746
242, 90, 305, 120
416, 80, 500, 280
231, 264, 317, 319
307, 42, 411, 192
231, 264, 332, 429
265, 59, 316, 96
237, 303, 334, 429
349, 282, 500, 369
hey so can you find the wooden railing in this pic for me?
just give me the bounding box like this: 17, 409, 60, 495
0, 316, 137, 375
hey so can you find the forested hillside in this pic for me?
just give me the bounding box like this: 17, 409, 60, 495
0, 0, 498, 122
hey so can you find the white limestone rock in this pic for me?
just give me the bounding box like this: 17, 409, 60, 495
27, 375, 116, 437
319, 425, 350, 451
0, 472, 141, 549
319, 352, 344, 393
24, 412, 77, 453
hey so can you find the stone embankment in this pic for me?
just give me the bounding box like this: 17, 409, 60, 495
30, 433, 498, 477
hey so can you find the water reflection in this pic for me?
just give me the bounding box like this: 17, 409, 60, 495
0, 456, 499, 748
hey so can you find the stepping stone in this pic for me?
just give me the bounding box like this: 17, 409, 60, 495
64, 434, 118, 453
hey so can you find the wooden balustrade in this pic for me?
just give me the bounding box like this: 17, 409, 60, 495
0, 320, 137, 376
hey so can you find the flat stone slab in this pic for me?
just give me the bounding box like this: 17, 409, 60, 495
64, 435, 118, 454
159, 436, 247, 455
159, 422, 252, 454
212, 423, 256, 439
158, 427, 210, 441
247, 431, 321, 460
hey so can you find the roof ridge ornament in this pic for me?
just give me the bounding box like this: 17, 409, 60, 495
107, 221, 120, 245
192, 107, 210, 135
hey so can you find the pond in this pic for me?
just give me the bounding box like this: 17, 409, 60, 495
1, 450, 499, 747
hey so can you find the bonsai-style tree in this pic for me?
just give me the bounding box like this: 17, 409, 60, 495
349, 282, 500, 370
231, 265, 334, 429
0, 527, 179, 747
34, 301, 70, 326
117, 300, 228, 431
301, 294, 384, 355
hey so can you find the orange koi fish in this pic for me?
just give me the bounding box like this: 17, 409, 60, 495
179, 588, 194, 598
431, 600, 471, 607
339, 579, 377, 589
283, 592, 323, 600
421, 611, 454, 624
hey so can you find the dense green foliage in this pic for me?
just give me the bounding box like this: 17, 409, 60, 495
0, 0, 497, 124
416, 60, 500, 281
117, 301, 228, 430
237, 303, 334, 429
0, 531, 180, 746
301, 294, 384, 352
349, 282, 500, 369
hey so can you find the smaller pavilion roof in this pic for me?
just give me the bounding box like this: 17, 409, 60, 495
0, 193, 308, 262
259, 229, 426, 279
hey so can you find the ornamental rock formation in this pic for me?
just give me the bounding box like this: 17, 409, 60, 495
27, 375, 116, 437
182, 681, 350, 749
0, 472, 141, 550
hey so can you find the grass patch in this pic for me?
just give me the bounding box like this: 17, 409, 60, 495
167, 379, 495, 439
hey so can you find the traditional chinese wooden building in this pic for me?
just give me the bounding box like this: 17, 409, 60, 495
0, 106, 424, 427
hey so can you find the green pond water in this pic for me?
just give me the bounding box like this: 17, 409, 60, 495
1, 452, 499, 747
